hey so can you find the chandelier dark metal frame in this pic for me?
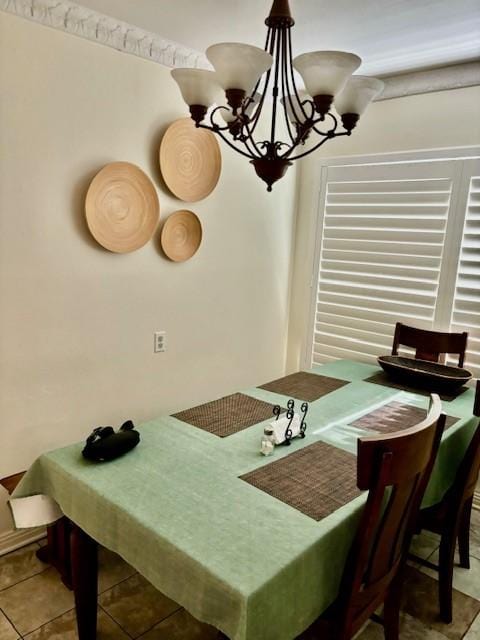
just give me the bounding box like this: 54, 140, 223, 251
172, 0, 384, 191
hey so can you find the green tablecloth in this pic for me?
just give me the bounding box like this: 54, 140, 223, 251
13, 360, 477, 640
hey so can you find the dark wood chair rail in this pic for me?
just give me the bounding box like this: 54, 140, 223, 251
0, 471, 26, 495
391, 322, 468, 367
411, 379, 480, 623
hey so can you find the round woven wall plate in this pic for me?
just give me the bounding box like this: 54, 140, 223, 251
161, 210, 202, 262
160, 118, 221, 202
85, 162, 159, 253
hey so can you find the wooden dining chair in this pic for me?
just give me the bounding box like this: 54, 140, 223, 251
391, 322, 468, 367
303, 395, 446, 640
410, 380, 480, 623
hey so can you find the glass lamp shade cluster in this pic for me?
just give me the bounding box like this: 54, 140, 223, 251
171, 0, 384, 191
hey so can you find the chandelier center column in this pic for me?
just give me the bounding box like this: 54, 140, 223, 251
265, 0, 295, 27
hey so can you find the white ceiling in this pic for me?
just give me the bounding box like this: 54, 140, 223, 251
78, 0, 480, 76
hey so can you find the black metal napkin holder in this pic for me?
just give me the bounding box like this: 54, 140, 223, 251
273, 400, 308, 445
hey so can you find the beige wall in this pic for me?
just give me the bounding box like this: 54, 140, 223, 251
287, 85, 480, 372
0, 12, 297, 535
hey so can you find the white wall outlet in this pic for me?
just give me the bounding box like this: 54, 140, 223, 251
154, 331, 166, 353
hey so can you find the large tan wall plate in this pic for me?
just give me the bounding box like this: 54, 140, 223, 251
161, 210, 202, 262
85, 162, 160, 253
160, 118, 221, 202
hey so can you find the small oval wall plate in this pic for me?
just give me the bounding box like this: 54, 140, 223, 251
161, 210, 202, 262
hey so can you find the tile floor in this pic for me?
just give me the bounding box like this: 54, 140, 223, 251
0, 510, 479, 639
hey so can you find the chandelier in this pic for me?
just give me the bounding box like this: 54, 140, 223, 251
171, 0, 384, 192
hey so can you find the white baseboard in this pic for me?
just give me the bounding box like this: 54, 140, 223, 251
0, 526, 46, 556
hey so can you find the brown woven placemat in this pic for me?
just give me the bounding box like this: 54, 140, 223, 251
240, 441, 361, 521
172, 393, 282, 438
365, 371, 469, 402
351, 401, 458, 434
259, 372, 350, 402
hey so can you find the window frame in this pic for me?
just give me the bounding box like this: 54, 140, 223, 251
303, 146, 480, 370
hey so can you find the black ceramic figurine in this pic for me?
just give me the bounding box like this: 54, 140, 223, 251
82, 420, 140, 462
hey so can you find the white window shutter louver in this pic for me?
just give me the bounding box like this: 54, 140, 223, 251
450, 162, 480, 378
309, 156, 480, 376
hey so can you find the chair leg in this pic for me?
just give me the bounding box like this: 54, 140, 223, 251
458, 498, 473, 570
438, 529, 457, 624
383, 575, 402, 640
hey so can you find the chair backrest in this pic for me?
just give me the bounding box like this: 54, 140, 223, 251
392, 322, 468, 367
338, 395, 445, 629
449, 380, 480, 505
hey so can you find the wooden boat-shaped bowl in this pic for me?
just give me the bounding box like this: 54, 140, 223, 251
377, 355, 472, 393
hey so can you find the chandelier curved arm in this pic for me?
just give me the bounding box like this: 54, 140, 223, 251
206, 105, 263, 158
197, 123, 258, 160
241, 130, 265, 159
312, 111, 339, 136
291, 96, 316, 125
287, 131, 350, 162
207, 105, 232, 132
208, 103, 266, 159
235, 106, 267, 158
280, 111, 339, 159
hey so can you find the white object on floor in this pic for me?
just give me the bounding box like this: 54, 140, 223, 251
9, 495, 63, 529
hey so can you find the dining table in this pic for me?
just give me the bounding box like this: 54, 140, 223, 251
11, 359, 478, 640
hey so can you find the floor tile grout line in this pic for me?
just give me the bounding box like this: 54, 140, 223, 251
0, 603, 24, 639
425, 545, 439, 563
19, 577, 137, 636
418, 540, 480, 638
464, 615, 476, 637
423, 539, 480, 580
464, 609, 480, 637
99, 603, 135, 639
0, 559, 137, 595
134, 606, 183, 640
98, 569, 139, 596
0, 565, 50, 593
15, 606, 76, 638
0, 556, 139, 635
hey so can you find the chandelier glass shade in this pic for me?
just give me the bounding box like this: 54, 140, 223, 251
171, 0, 385, 191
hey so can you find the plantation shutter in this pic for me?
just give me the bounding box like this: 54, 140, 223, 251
311, 160, 459, 366
449, 162, 480, 378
